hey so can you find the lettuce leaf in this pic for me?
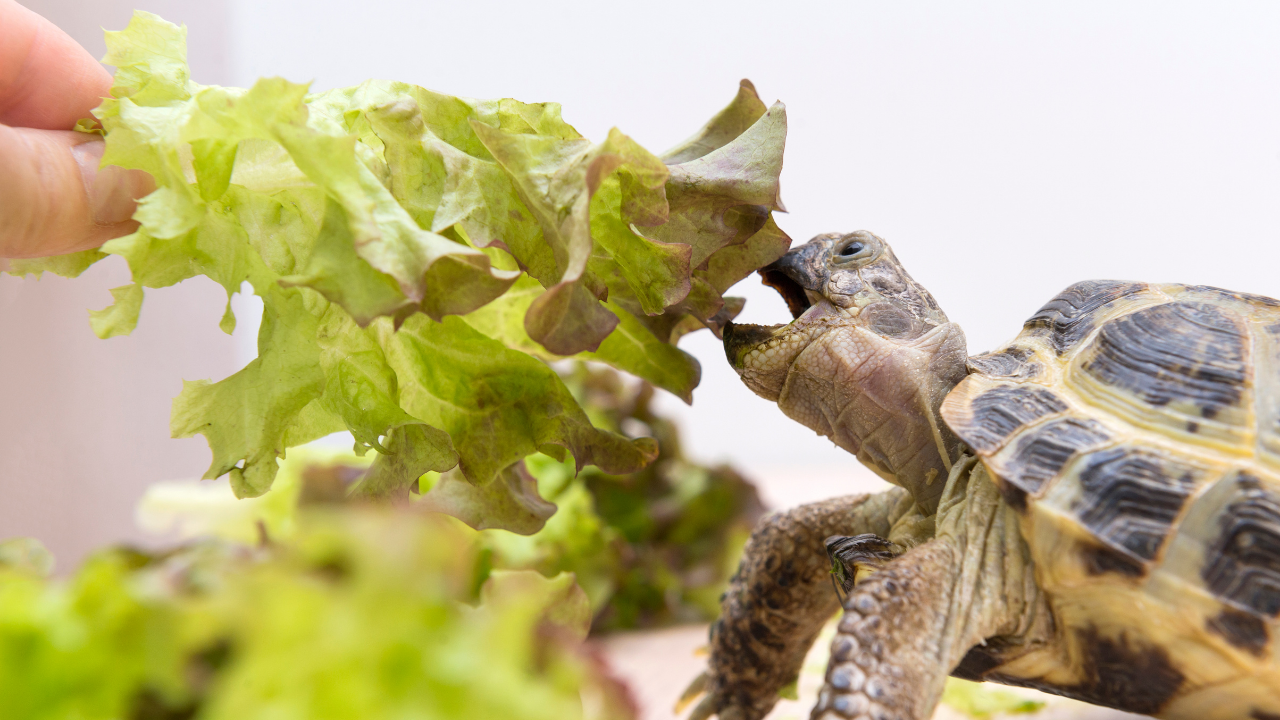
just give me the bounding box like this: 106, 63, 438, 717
142, 365, 763, 629
417, 462, 558, 535
481, 365, 765, 629
4, 11, 788, 507
0, 505, 636, 720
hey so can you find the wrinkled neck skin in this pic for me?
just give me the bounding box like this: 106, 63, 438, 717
725, 232, 969, 515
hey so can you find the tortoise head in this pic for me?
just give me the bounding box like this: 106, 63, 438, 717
723, 231, 969, 513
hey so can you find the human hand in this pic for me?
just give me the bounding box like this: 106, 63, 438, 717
0, 0, 153, 260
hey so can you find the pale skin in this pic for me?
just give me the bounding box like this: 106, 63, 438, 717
0, 0, 153, 260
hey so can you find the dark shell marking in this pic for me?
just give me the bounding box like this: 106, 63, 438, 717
1072, 448, 1203, 566
1203, 473, 1280, 617
1024, 280, 1150, 355
958, 385, 1068, 454
1253, 320, 1280, 470
1059, 627, 1185, 715
967, 346, 1042, 381
951, 640, 1012, 681
1206, 608, 1270, 657
981, 627, 1185, 716
996, 417, 1112, 500
1079, 542, 1147, 578
1182, 284, 1280, 309
1079, 301, 1249, 421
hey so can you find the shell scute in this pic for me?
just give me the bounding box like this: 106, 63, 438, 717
1023, 280, 1151, 355
1250, 320, 1280, 471
966, 346, 1043, 381
1079, 541, 1148, 577
952, 383, 1068, 454
987, 416, 1112, 503
1178, 284, 1280, 310
1201, 473, 1280, 617
1071, 301, 1252, 450
1071, 446, 1205, 564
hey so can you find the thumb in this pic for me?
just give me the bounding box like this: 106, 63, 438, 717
0, 125, 153, 259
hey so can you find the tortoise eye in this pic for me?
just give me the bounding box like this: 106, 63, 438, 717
835, 240, 867, 261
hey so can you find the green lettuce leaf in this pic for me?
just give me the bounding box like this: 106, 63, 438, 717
419, 462, 560, 536
0, 504, 638, 720
3, 10, 788, 501
482, 364, 765, 629
661, 79, 770, 165
462, 276, 701, 403
476, 569, 592, 642
88, 283, 144, 339
352, 424, 459, 500
170, 286, 330, 497
379, 314, 658, 487
1, 249, 106, 279
140, 380, 762, 629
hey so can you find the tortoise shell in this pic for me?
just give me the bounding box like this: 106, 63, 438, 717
941, 280, 1280, 718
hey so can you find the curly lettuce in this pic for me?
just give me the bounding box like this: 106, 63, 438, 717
141, 364, 766, 632
0, 506, 635, 720
5, 12, 790, 512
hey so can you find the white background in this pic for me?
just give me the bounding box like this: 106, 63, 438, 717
3, 0, 1279, 563
230, 0, 1280, 470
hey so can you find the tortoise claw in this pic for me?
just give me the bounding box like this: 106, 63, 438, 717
675, 671, 708, 714
679, 671, 753, 720
686, 694, 716, 720
687, 695, 747, 720
824, 533, 899, 600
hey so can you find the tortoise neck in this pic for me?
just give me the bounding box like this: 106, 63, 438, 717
834, 322, 969, 515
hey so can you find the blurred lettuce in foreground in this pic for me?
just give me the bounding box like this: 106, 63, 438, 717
3, 11, 790, 514
479, 365, 764, 631
142, 364, 766, 632
2, 499, 636, 720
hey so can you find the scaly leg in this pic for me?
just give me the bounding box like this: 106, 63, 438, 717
812, 538, 960, 720
685, 488, 913, 720
810, 457, 1050, 720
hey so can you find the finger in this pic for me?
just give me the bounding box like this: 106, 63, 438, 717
0, 126, 153, 258
0, 0, 113, 130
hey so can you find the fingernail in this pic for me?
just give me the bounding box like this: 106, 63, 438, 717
71, 140, 154, 225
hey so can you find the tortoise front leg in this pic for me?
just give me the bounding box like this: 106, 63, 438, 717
812, 538, 960, 720
686, 488, 912, 720
812, 458, 1050, 720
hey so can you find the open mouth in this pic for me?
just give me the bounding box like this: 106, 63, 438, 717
725, 264, 849, 379
760, 268, 811, 320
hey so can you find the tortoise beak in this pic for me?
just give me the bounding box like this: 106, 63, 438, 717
758, 239, 827, 319
723, 321, 784, 370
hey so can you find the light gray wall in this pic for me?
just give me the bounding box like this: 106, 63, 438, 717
0, 0, 237, 568
228, 0, 1280, 478
26, 0, 231, 83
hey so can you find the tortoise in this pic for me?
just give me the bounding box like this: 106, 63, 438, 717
682, 230, 1280, 720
